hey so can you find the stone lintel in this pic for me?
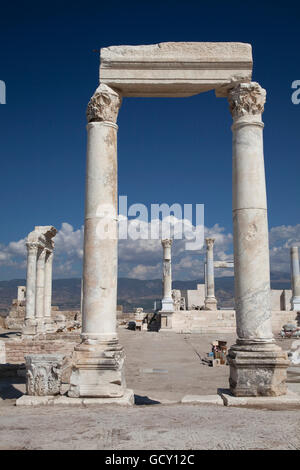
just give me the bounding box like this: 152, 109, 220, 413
100, 42, 253, 97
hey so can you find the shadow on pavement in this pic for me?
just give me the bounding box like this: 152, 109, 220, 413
134, 395, 161, 405
0, 378, 25, 400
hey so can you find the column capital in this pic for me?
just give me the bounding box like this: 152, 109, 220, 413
205, 237, 215, 249
291, 246, 299, 255
228, 82, 266, 120
86, 84, 122, 124
161, 238, 173, 248
26, 242, 39, 254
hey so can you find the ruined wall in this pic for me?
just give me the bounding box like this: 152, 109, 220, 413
172, 309, 299, 334
3, 339, 78, 364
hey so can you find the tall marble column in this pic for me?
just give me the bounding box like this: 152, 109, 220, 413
290, 246, 300, 311
161, 239, 174, 312
35, 247, 46, 333
44, 251, 54, 323
23, 243, 38, 334
69, 84, 127, 398
227, 82, 289, 396
204, 238, 217, 310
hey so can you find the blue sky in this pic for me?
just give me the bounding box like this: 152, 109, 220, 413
0, 0, 299, 280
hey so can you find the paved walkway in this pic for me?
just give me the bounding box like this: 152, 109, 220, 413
0, 329, 299, 449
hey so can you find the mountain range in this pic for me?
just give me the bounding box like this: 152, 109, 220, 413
0, 273, 292, 315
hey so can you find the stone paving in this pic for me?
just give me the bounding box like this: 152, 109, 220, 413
1, 329, 300, 449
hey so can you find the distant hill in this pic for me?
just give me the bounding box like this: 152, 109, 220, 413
0, 273, 292, 315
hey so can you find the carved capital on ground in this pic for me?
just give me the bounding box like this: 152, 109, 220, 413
228, 82, 266, 119
86, 84, 122, 123
25, 354, 64, 396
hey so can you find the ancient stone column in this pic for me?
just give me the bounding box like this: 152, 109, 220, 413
227, 82, 289, 396
69, 84, 127, 398
291, 246, 300, 311
161, 239, 174, 311
23, 243, 38, 334
204, 238, 217, 310
17, 286, 26, 302
44, 251, 54, 323
35, 247, 46, 333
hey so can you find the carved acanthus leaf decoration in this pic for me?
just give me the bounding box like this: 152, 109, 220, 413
86, 84, 122, 123
228, 82, 266, 119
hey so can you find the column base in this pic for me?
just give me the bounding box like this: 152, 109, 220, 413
204, 297, 218, 311
68, 338, 126, 398
33, 318, 46, 335
44, 317, 56, 333
228, 342, 290, 397
291, 297, 300, 311
161, 298, 174, 312
22, 318, 37, 337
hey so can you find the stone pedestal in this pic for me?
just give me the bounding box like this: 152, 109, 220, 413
227, 82, 289, 396
68, 340, 126, 398
204, 238, 217, 310
228, 343, 289, 396
68, 84, 127, 398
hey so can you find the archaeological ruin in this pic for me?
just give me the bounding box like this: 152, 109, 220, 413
1, 42, 300, 407
22, 226, 57, 337
71, 41, 293, 399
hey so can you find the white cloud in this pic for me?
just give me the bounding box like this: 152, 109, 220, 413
269, 224, 300, 273
0, 220, 299, 281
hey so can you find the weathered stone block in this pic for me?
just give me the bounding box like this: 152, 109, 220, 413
68, 340, 126, 398
228, 343, 290, 397
25, 354, 64, 396
100, 42, 253, 97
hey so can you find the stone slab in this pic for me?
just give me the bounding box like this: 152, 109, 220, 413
100, 42, 253, 97
16, 389, 134, 406
221, 389, 300, 407
181, 394, 224, 405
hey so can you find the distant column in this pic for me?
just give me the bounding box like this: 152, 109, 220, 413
204, 238, 217, 310
44, 251, 54, 321
35, 247, 46, 332
161, 239, 174, 312
291, 246, 300, 311
17, 286, 26, 302
24, 243, 38, 324
22, 226, 57, 337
